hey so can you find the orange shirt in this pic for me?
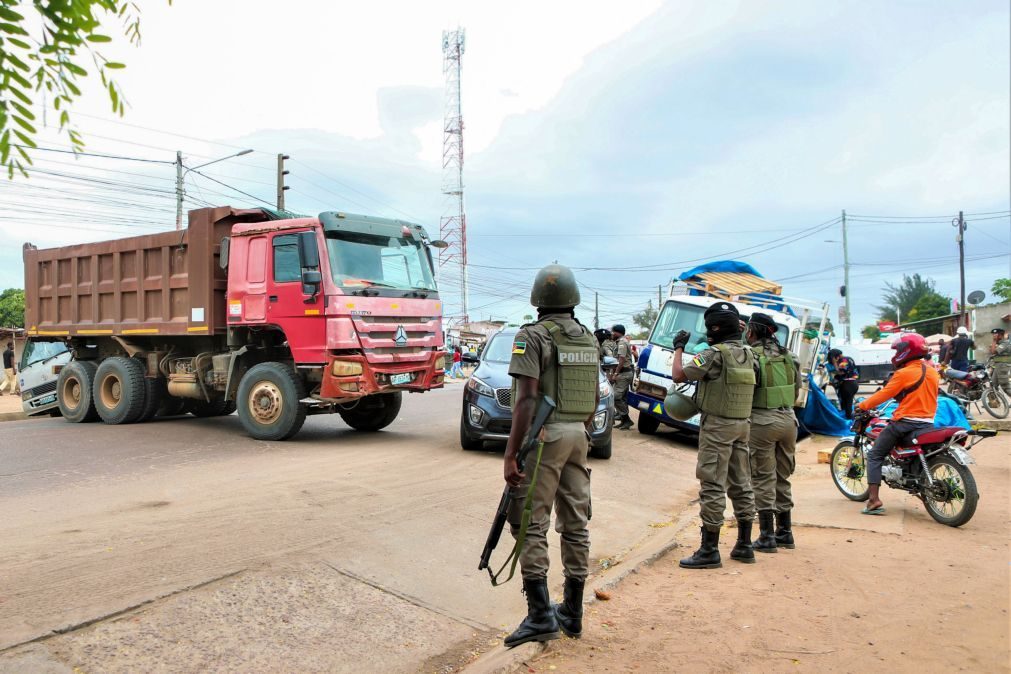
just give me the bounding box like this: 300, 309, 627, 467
857, 360, 939, 421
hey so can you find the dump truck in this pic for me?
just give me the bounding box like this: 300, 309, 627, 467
23, 206, 447, 440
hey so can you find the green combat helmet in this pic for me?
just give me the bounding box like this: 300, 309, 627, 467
530, 264, 581, 309
664, 386, 699, 421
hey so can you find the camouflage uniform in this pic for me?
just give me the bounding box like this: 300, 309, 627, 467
611, 336, 634, 421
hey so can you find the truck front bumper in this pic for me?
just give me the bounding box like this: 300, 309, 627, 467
318, 351, 446, 401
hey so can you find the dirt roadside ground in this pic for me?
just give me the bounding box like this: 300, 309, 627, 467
522, 432, 1010, 674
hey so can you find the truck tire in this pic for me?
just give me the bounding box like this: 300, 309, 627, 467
57, 360, 100, 423
138, 377, 165, 422
94, 356, 147, 425
237, 362, 307, 440
339, 392, 402, 432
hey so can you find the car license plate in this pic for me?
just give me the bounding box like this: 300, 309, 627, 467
36, 393, 57, 406
391, 373, 413, 386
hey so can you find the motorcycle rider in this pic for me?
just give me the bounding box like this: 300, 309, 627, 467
827, 348, 860, 419
989, 328, 1011, 396
855, 333, 939, 516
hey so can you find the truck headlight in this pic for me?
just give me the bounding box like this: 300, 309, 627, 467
466, 376, 494, 397
592, 410, 608, 431
332, 360, 363, 377
599, 380, 611, 398
435, 356, 446, 370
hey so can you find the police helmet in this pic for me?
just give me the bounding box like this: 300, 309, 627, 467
530, 264, 581, 309
663, 387, 699, 421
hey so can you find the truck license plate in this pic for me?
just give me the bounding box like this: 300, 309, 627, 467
391, 373, 413, 386
37, 393, 57, 406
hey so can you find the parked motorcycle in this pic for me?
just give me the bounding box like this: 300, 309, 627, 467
830, 408, 996, 527
943, 363, 1009, 419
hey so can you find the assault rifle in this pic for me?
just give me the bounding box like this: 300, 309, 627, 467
478, 395, 557, 585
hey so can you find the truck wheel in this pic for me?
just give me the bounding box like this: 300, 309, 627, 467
339, 392, 402, 432
138, 377, 165, 422
237, 362, 307, 440
94, 357, 147, 424
637, 413, 660, 435
57, 360, 100, 423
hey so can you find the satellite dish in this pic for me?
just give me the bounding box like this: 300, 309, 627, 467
968, 290, 986, 305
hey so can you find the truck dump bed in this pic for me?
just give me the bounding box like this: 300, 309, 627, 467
23, 207, 267, 338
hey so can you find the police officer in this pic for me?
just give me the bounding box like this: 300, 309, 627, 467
746, 313, 801, 552
610, 324, 635, 431
671, 302, 758, 569
990, 328, 1011, 396
593, 328, 615, 359
503, 263, 600, 647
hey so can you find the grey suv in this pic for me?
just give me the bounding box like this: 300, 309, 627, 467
459, 327, 614, 459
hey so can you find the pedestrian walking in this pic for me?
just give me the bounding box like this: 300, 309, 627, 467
989, 328, 1011, 396
502, 263, 598, 647
671, 302, 758, 569
609, 324, 634, 431
2, 341, 16, 395
937, 338, 948, 364
449, 347, 464, 378
828, 348, 860, 419
746, 313, 801, 553
945, 326, 974, 371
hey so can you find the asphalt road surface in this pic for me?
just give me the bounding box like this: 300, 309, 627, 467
0, 383, 704, 672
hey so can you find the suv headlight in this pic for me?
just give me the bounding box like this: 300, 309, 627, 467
599, 380, 611, 398
466, 376, 494, 397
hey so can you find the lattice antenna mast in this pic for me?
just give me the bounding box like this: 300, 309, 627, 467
440, 28, 468, 323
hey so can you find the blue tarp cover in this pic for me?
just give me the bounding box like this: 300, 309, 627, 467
676, 260, 795, 316
800, 374, 851, 436
876, 396, 971, 430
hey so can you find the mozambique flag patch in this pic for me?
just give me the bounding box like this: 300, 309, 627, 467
692, 355, 707, 367
512, 341, 527, 354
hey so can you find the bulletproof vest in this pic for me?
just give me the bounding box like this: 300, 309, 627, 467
513, 319, 599, 422
994, 340, 1011, 363
696, 342, 756, 419
752, 342, 796, 410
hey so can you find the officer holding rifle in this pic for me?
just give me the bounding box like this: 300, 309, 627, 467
500, 263, 600, 647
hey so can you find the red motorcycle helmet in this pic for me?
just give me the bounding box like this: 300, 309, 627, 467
891, 333, 928, 367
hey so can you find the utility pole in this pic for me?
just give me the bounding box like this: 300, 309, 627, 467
440, 29, 469, 323
276, 154, 290, 211
175, 151, 183, 230
594, 292, 599, 330
842, 209, 851, 343
956, 210, 967, 328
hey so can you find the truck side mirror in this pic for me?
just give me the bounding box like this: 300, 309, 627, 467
301, 269, 322, 299
298, 231, 320, 268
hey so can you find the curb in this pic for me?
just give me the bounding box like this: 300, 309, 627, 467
0, 411, 27, 423
973, 419, 1010, 431
460, 505, 699, 674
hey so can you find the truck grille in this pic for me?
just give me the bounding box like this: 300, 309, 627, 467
494, 388, 511, 408
353, 315, 441, 364
27, 381, 57, 399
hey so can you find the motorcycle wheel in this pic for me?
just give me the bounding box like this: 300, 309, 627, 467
830, 440, 870, 501
981, 387, 1009, 419
922, 455, 978, 527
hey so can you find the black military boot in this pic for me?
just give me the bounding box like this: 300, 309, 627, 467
775, 510, 796, 549
753, 510, 778, 553
552, 576, 585, 638
616, 414, 633, 430
504, 578, 560, 648
679, 527, 722, 569
730, 519, 756, 563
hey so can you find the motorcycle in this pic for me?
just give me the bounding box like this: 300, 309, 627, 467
943, 363, 1009, 419
830, 408, 996, 527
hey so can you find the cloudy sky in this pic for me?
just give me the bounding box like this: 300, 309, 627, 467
2, 0, 1008, 338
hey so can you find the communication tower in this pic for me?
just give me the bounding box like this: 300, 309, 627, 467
440, 28, 468, 322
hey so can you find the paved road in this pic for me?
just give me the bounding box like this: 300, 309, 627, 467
0, 384, 703, 672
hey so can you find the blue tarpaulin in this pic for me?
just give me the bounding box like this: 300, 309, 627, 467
875, 396, 971, 430
799, 374, 851, 436
677, 260, 796, 316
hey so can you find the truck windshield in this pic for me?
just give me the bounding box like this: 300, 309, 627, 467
20, 340, 68, 369
649, 301, 789, 354
325, 231, 437, 291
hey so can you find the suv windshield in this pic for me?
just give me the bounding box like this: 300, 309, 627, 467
325, 231, 437, 291
649, 301, 789, 354
20, 340, 68, 369
482, 332, 517, 363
